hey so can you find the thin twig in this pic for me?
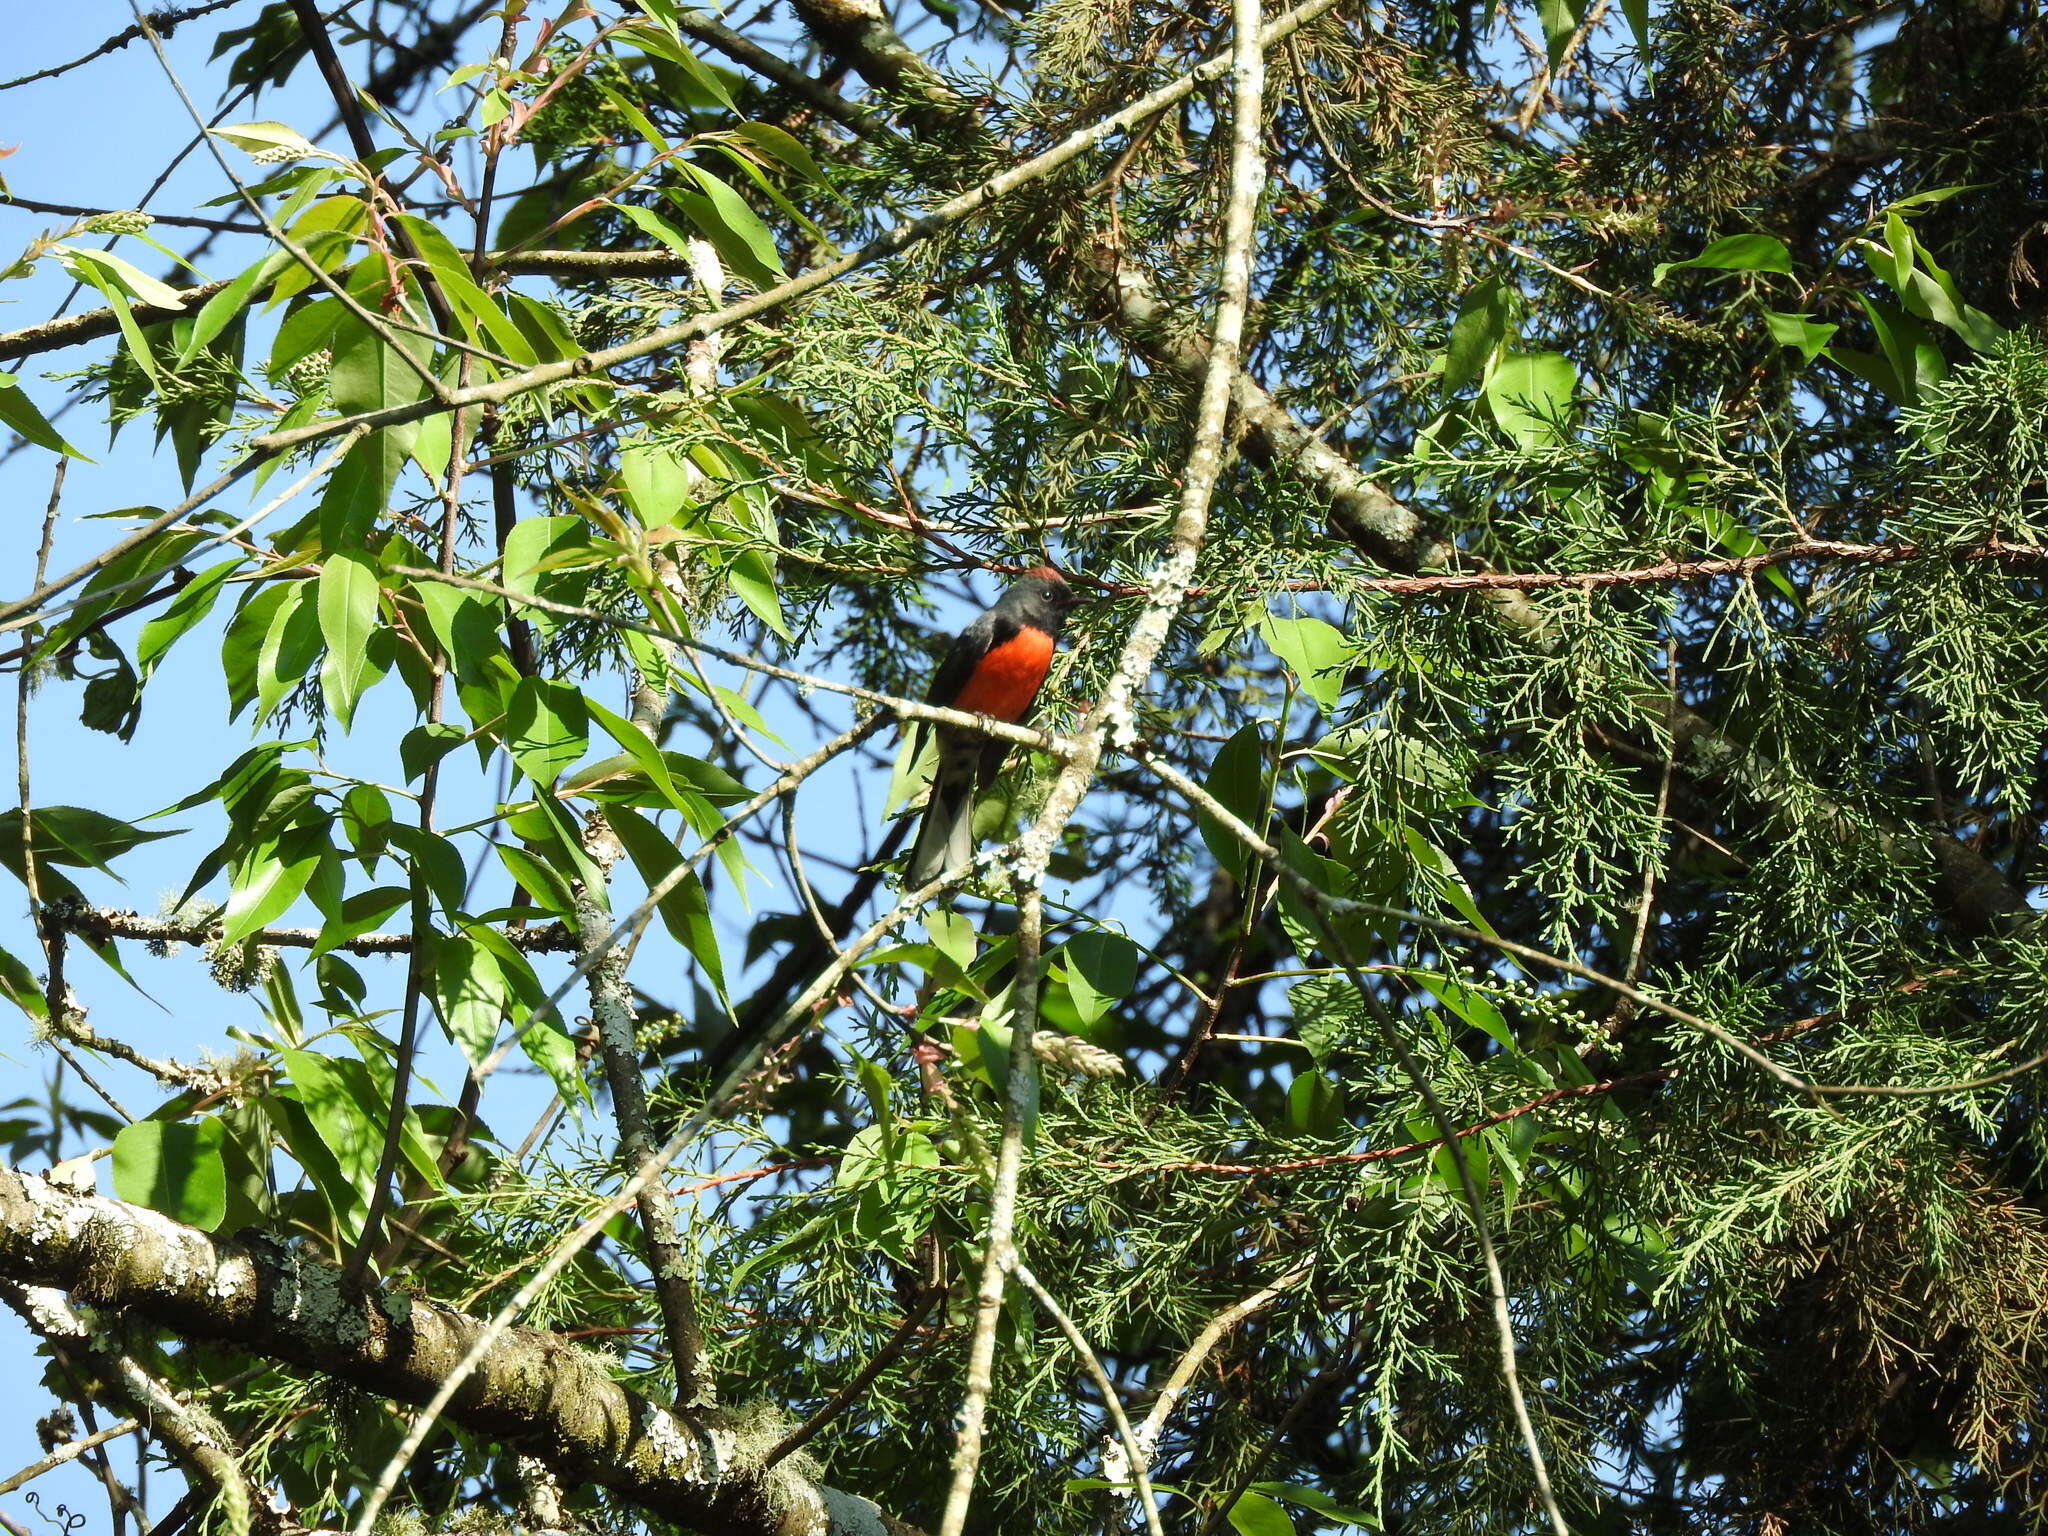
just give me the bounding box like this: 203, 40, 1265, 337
762, 1290, 943, 1467
1012, 1263, 1167, 1536
1132, 750, 1573, 1534
939, 0, 1268, 1529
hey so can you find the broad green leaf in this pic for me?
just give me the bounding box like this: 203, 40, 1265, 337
220, 822, 327, 945
137, 559, 242, 681
41, 525, 206, 657
1285, 1069, 1346, 1138
432, 930, 506, 1063
255, 580, 322, 723
0, 806, 180, 884
329, 314, 431, 423
1483, 350, 1578, 447
607, 804, 724, 990
411, 578, 510, 688
616, 22, 739, 111
1247, 1482, 1380, 1528
730, 121, 832, 186
1443, 275, 1513, 393
1198, 721, 1268, 879
505, 676, 589, 787
390, 212, 536, 363
268, 296, 344, 379
585, 698, 708, 825
276, 1050, 377, 1225
66, 259, 161, 384
0, 371, 86, 457
1653, 232, 1793, 284
59, 246, 188, 310
724, 547, 790, 639
671, 166, 785, 287
400, 721, 469, 782
924, 909, 979, 975
1263, 615, 1349, 712
317, 551, 382, 727
496, 843, 577, 920
501, 514, 593, 635
311, 885, 409, 957
384, 823, 468, 914
0, 945, 47, 1018
1619, 0, 1651, 50
113, 1117, 228, 1229
315, 430, 411, 553
1762, 310, 1837, 364
179, 249, 294, 367
212, 120, 319, 158
1059, 930, 1138, 1027
1536, 0, 1583, 68
1226, 1491, 1296, 1536
618, 436, 693, 528
614, 202, 700, 262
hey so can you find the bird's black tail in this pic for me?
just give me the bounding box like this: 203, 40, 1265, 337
906, 749, 977, 889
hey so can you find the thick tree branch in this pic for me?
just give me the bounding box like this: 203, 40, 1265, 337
0, 1169, 913, 1536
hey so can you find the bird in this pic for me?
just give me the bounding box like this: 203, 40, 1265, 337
904, 565, 1081, 889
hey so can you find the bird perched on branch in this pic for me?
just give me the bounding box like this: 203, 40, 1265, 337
905, 566, 1080, 888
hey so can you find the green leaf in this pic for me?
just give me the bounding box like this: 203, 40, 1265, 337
0, 371, 86, 457
1059, 930, 1138, 1027
585, 699, 716, 827
924, 909, 979, 976
1442, 275, 1513, 394
311, 885, 409, 957
496, 843, 577, 921
1263, 615, 1349, 712
329, 315, 430, 424
401, 721, 469, 783
729, 121, 832, 187
276, 1049, 380, 1226
59, 246, 189, 310
0, 806, 180, 886
179, 249, 293, 367
671, 166, 785, 287
1198, 722, 1268, 879
1653, 232, 1793, 284
1246, 1482, 1380, 1528
1483, 350, 1578, 447
1285, 1069, 1346, 1138
317, 551, 382, 727
1762, 309, 1838, 364
0, 944, 47, 1019
724, 547, 790, 639
1536, 0, 1583, 69
219, 822, 327, 946
255, 579, 322, 723
212, 120, 319, 158
137, 559, 242, 681
390, 212, 536, 363
614, 201, 701, 262
431, 930, 506, 1063
411, 578, 510, 688
67, 258, 161, 384
607, 804, 725, 990
1227, 1491, 1296, 1536
113, 1117, 228, 1229
505, 676, 589, 788
1619, 0, 1651, 51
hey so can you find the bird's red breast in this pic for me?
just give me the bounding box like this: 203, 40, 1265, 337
947, 626, 1056, 722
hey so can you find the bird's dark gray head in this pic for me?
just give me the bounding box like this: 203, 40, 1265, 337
1003, 565, 1082, 629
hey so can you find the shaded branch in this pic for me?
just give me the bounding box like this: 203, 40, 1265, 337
0, 1168, 915, 1536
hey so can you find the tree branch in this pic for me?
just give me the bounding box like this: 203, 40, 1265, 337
0, 1169, 915, 1536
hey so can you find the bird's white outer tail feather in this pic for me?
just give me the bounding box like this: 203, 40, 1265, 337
907, 754, 977, 888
